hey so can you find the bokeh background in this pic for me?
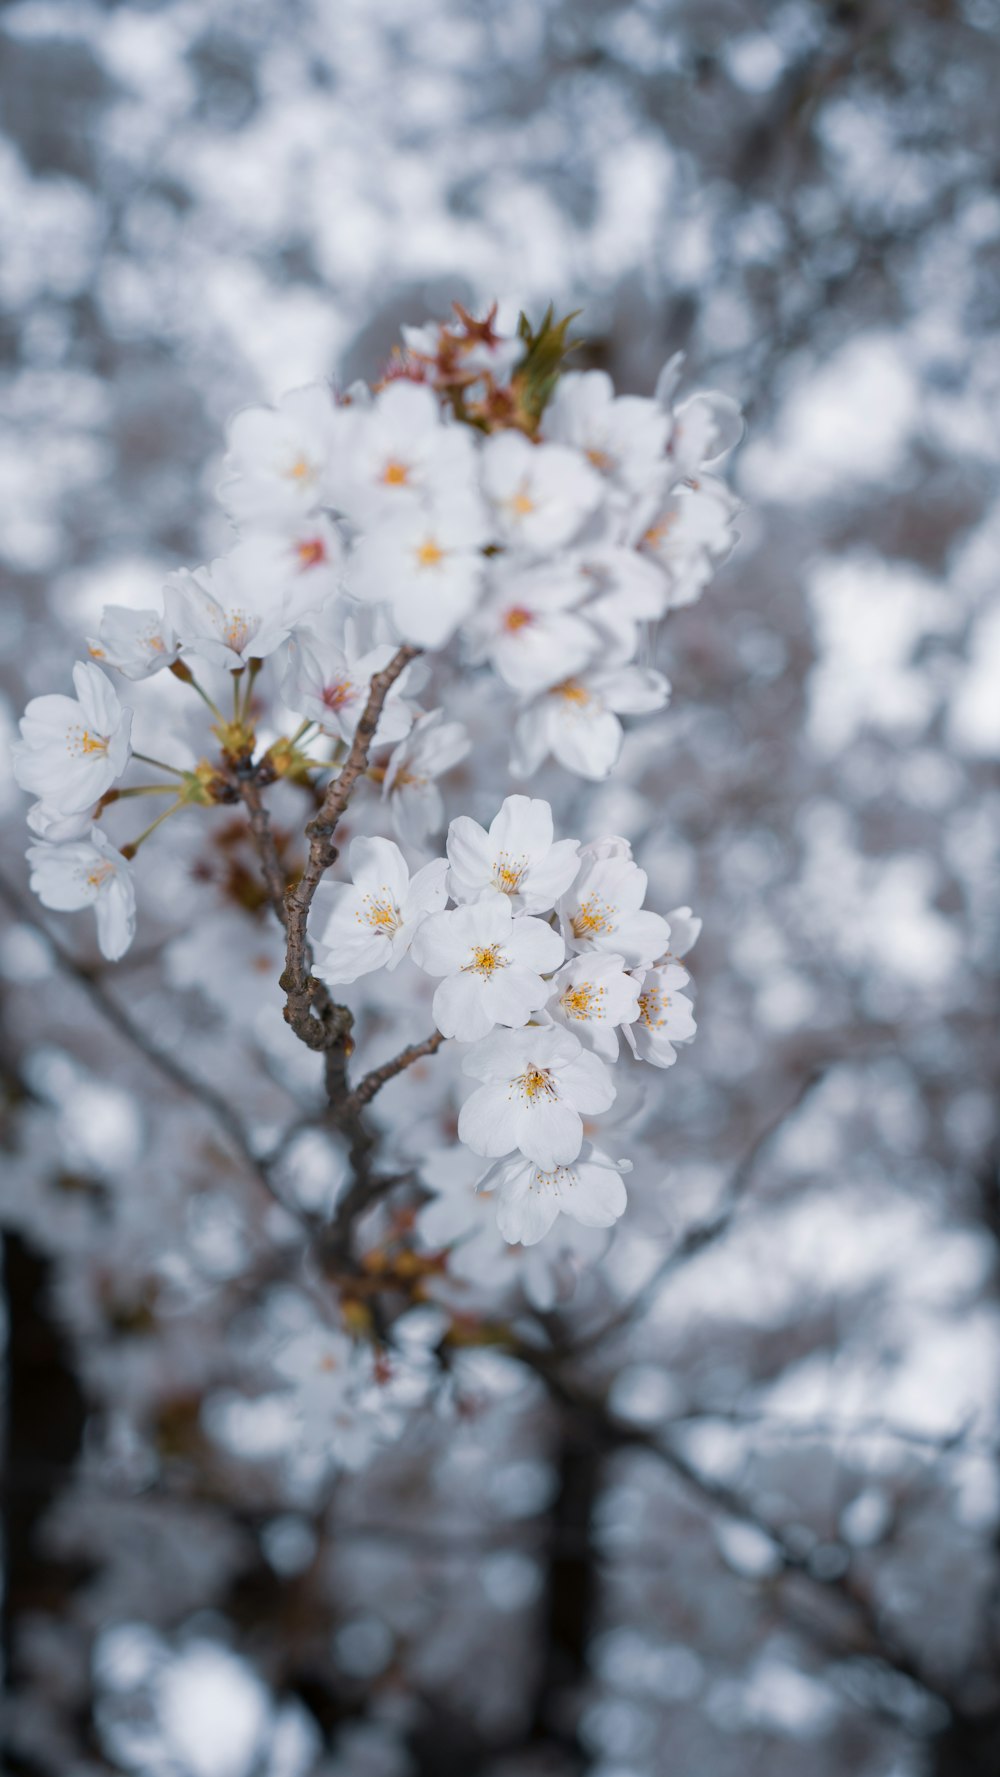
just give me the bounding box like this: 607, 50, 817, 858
2, 2, 1000, 1774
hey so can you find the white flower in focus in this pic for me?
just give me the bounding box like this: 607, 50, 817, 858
558, 838, 670, 966
87, 604, 179, 680
623, 961, 697, 1068
338, 380, 481, 523
280, 617, 415, 747
446, 793, 580, 913
545, 951, 640, 1059
164, 542, 328, 672
542, 370, 670, 497
511, 667, 670, 781
479, 1142, 632, 1246
382, 710, 470, 846
458, 1026, 615, 1171
411, 892, 564, 1043
13, 662, 133, 815
310, 836, 448, 985
465, 559, 599, 693
480, 431, 603, 551
27, 827, 135, 959
219, 383, 339, 525
348, 502, 488, 649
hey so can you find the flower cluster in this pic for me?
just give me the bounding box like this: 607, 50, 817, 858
9, 301, 738, 1256
311, 794, 699, 1244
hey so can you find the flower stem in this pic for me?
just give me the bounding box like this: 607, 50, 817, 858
132, 751, 186, 779
119, 801, 181, 859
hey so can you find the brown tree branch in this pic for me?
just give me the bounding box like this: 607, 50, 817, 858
346, 1027, 445, 1114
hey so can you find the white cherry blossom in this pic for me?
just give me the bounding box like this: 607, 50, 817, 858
446, 794, 580, 913
480, 430, 603, 551
164, 542, 327, 672
557, 836, 670, 966
541, 369, 670, 498
458, 1025, 615, 1171
382, 710, 470, 846
663, 904, 702, 964
348, 501, 488, 648
13, 661, 133, 815
544, 951, 640, 1059
219, 382, 340, 525
26, 827, 136, 960
665, 388, 745, 479
634, 476, 739, 608
411, 891, 564, 1043
337, 379, 481, 523
280, 617, 415, 746
511, 666, 670, 781
87, 604, 180, 680
310, 836, 448, 985
478, 1142, 632, 1245
623, 961, 697, 1067
464, 558, 599, 693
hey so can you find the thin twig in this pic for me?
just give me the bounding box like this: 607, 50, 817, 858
347, 1028, 445, 1114
0, 869, 300, 1223
564, 1059, 837, 1358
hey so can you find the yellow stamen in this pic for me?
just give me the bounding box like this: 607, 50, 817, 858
586, 447, 614, 473
382, 460, 410, 486
463, 943, 506, 978
512, 1066, 558, 1104
570, 895, 615, 938
68, 725, 109, 758
492, 851, 527, 895
322, 679, 354, 711
415, 539, 444, 569
554, 679, 590, 706
502, 605, 533, 632
509, 489, 535, 516
357, 889, 402, 935
639, 987, 669, 1029
561, 982, 605, 1021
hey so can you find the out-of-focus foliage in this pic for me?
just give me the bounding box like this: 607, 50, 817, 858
1, 3, 999, 1775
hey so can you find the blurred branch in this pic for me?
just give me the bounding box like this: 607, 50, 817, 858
0, 868, 299, 1223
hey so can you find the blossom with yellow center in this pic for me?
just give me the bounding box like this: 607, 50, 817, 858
491, 850, 528, 895
502, 605, 534, 632
463, 943, 507, 978
67, 725, 110, 758
514, 1066, 558, 1103
638, 985, 669, 1029
553, 678, 591, 707
358, 891, 403, 936
321, 679, 354, 712
561, 981, 605, 1021
571, 894, 615, 938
